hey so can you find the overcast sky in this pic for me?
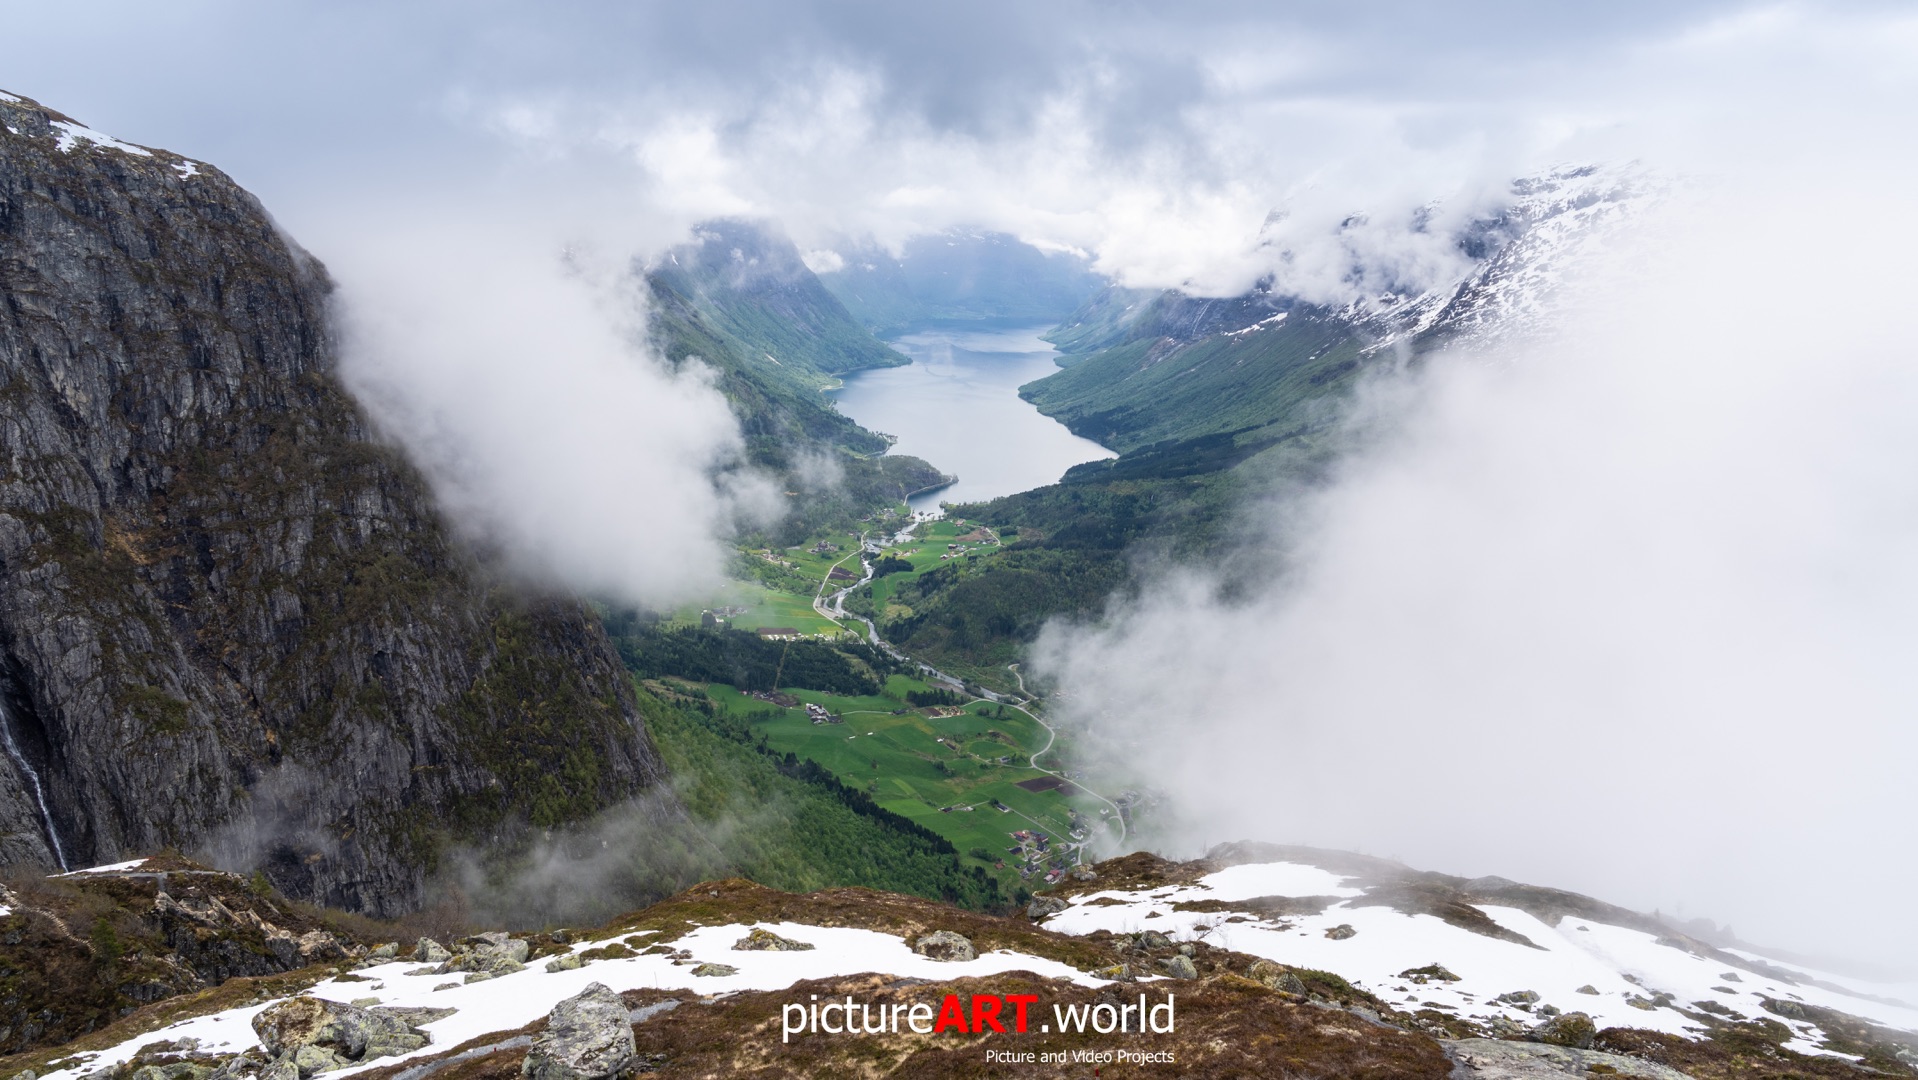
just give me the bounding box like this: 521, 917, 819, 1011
5, 0, 1889, 291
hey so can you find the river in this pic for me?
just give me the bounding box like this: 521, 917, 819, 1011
829, 324, 1115, 512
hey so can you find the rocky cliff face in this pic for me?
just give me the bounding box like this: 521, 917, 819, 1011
0, 91, 669, 914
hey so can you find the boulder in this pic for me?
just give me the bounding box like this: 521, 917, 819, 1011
296, 931, 346, 963
1396, 964, 1460, 984
369, 943, 398, 960
290, 1045, 345, 1078
691, 963, 738, 977
1136, 930, 1172, 950
1529, 1011, 1597, 1049
436, 933, 529, 977
1495, 990, 1541, 1007
1026, 896, 1067, 919
1160, 955, 1198, 980
1324, 924, 1357, 941
416, 938, 451, 963
732, 928, 814, 952
521, 983, 636, 1080
913, 931, 976, 962
545, 953, 585, 973
1575, 985, 1600, 995
249, 997, 428, 1067
1484, 1016, 1526, 1038
1246, 960, 1307, 996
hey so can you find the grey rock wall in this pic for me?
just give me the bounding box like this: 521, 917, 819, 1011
0, 91, 669, 914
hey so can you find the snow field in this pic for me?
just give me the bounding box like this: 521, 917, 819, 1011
1043, 861, 1918, 1058
36, 921, 1110, 1080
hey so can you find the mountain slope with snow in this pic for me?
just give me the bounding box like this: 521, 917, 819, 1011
11, 850, 1911, 1079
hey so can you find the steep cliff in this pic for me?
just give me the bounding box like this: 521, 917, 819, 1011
0, 91, 669, 914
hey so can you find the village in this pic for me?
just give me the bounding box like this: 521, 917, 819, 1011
663, 510, 1133, 892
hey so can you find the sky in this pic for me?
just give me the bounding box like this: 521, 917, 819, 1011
6, 1, 1918, 968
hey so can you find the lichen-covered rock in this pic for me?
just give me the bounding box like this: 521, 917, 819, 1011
1136, 930, 1172, 950
289, 1045, 345, 1078
1324, 924, 1357, 940
545, 953, 584, 972
1529, 1011, 1597, 1049
913, 931, 976, 962
249, 996, 429, 1067
1246, 959, 1307, 996
416, 939, 451, 963
521, 983, 635, 1080
732, 928, 814, 952
1495, 989, 1541, 1007
0, 90, 671, 915
1160, 955, 1198, 980
691, 963, 738, 977
437, 933, 530, 977
1026, 896, 1067, 919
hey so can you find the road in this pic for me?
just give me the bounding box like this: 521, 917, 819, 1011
808, 519, 1129, 856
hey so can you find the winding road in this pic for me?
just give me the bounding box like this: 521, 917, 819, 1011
808, 519, 1129, 856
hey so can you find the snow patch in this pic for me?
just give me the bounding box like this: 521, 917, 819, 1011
1224, 312, 1288, 337
51, 120, 153, 157
1047, 860, 1918, 1054
55, 858, 150, 876
173, 160, 200, 179
34, 920, 1111, 1080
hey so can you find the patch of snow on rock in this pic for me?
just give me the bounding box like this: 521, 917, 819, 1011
51, 119, 153, 157
54, 857, 150, 876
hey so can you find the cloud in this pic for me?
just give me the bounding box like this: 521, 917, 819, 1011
0, 1, 1770, 303
332, 221, 777, 609
1033, 164, 1918, 968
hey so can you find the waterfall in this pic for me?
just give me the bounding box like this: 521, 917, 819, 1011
0, 696, 67, 871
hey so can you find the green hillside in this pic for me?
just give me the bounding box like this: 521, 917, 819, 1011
643, 219, 952, 539
1021, 308, 1367, 453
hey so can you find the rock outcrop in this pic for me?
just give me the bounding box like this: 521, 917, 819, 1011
0, 91, 671, 913
521, 983, 635, 1080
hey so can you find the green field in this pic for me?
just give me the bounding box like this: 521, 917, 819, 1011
866, 518, 1001, 613
704, 673, 1095, 887
672, 580, 848, 637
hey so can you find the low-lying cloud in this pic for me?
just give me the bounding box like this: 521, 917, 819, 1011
333, 224, 775, 609
1034, 174, 1918, 971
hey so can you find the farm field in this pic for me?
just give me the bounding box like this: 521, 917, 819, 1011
667, 581, 849, 637
704, 673, 1098, 887
866, 517, 1001, 610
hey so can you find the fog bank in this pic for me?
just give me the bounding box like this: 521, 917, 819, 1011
1035, 174, 1918, 970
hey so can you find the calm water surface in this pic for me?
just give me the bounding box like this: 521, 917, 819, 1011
831, 325, 1115, 512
